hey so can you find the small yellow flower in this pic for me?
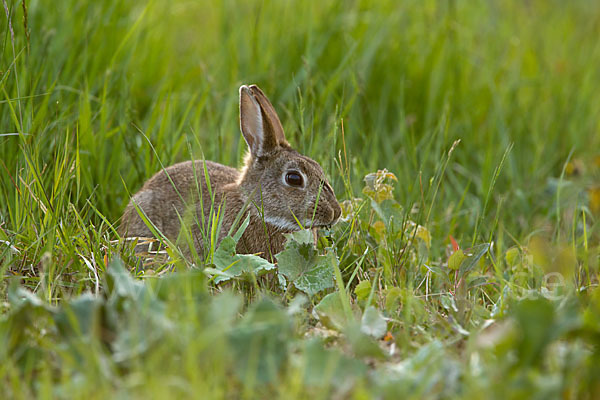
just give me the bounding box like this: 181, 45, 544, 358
363, 169, 397, 203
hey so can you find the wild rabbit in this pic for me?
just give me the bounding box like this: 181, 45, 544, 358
119, 85, 341, 261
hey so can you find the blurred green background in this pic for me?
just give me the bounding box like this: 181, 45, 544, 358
2, 0, 599, 243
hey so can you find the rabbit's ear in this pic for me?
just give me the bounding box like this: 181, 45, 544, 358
239, 85, 286, 157
249, 85, 288, 146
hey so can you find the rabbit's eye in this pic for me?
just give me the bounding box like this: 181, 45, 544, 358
285, 172, 304, 187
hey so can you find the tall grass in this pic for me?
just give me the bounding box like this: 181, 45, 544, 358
2, 0, 600, 243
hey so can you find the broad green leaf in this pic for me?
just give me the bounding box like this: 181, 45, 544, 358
448, 249, 466, 270
228, 298, 291, 384
104, 262, 174, 364
512, 298, 557, 367
4, 285, 55, 356
149, 270, 208, 301
313, 292, 350, 331
212, 237, 276, 284
105, 258, 145, 301
207, 292, 243, 327
354, 280, 372, 302
284, 229, 314, 245
302, 339, 366, 388
360, 306, 388, 339
55, 293, 102, 337
346, 322, 386, 359
276, 239, 334, 297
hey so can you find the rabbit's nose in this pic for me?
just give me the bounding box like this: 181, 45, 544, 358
321, 181, 341, 224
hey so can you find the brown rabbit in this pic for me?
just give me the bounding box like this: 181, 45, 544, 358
119, 85, 341, 261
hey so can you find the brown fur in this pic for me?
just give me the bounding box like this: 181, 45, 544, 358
119, 85, 341, 262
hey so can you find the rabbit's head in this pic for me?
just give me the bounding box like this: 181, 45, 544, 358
237, 85, 341, 231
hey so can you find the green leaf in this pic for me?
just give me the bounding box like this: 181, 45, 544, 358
512, 298, 556, 367
440, 294, 458, 313
448, 249, 466, 270
371, 199, 404, 233
360, 306, 387, 339
284, 229, 314, 245
505, 247, 520, 265
55, 293, 102, 337
423, 264, 452, 285
385, 287, 403, 312
207, 292, 243, 327
467, 275, 490, 290
4, 285, 56, 357
458, 243, 490, 279
313, 292, 351, 331
302, 339, 367, 388
354, 280, 372, 302
346, 322, 386, 359
212, 237, 276, 284
276, 238, 334, 297
228, 298, 291, 384
105, 258, 145, 301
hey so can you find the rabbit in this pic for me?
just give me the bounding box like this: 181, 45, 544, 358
119, 84, 342, 262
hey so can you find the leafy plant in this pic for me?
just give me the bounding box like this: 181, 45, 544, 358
276, 230, 335, 296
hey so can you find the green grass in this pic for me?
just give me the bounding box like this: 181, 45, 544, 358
1, 0, 600, 398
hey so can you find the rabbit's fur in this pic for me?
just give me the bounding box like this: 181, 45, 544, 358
119, 85, 341, 261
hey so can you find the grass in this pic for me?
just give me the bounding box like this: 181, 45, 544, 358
1, 0, 600, 398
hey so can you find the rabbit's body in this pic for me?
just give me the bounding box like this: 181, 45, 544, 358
120, 85, 341, 261
121, 159, 287, 259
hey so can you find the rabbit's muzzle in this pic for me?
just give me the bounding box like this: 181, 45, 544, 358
312, 182, 342, 227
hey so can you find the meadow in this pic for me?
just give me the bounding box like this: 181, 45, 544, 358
1, 0, 600, 398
